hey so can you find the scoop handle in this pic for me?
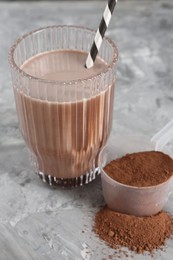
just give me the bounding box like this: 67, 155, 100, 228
151, 119, 173, 152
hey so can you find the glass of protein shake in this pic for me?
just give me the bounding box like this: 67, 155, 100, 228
9, 26, 118, 187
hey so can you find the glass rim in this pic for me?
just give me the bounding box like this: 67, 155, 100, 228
8, 25, 118, 85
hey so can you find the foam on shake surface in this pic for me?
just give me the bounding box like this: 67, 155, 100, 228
21, 50, 107, 81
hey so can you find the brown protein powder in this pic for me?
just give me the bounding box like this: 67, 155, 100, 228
104, 151, 173, 187
94, 206, 173, 254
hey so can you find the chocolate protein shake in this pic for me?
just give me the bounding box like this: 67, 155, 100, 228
9, 26, 118, 186
13, 50, 115, 184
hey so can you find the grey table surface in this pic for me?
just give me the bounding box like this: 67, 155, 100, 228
1, 1, 173, 259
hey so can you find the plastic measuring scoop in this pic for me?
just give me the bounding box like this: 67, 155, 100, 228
99, 120, 173, 217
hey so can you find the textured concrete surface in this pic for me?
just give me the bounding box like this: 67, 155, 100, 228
0, 1, 173, 259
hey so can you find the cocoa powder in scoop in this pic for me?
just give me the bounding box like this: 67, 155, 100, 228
94, 206, 173, 254
104, 151, 173, 187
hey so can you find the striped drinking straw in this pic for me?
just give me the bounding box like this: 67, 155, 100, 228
85, 0, 118, 69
